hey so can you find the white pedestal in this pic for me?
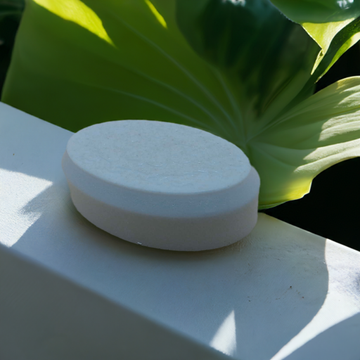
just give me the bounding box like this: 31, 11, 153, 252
1, 102, 359, 360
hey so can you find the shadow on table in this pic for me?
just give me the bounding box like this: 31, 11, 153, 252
11, 180, 330, 360
283, 312, 360, 360
1, 90, 330, 360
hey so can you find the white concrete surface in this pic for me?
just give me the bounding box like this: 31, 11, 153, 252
1, 102, 360, 359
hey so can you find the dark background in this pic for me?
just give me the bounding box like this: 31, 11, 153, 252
264, 45, 360, 252
0, 3, 359, 251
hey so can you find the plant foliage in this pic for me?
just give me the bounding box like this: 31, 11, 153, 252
0, 0, 24, 94
2, 0, 360, 208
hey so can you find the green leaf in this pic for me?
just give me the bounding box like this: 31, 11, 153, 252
270, 0, 360, 80
269, 0, 360, 23
2, 0, 360, 209
0, 0, 25, 40
3, 0, 245, 140
252, 77, 360, 208
175, 0, 320, 131
309, 17, 360, 80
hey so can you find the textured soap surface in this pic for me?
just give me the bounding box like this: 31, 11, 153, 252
62, 120, 260, 251
67, 120, 251, 194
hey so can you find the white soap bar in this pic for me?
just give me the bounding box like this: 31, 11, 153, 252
62, 120, 260, 251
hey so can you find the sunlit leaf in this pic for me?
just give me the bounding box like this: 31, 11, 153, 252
270, 0, 360, 81
32, 0, 114, 45
2, 0, 360, 208
3, 0, 245, 141
252, 77, 360, 208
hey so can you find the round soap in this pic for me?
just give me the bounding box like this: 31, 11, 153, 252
62, 120, 260, 251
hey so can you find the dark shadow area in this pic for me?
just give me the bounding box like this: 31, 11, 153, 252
265, 44, 360, 252
315, 44, 360, 93
264, 157, 360, 251
0, 0, 24, 96
0, 243, 228, 360
284, 313, 360, 360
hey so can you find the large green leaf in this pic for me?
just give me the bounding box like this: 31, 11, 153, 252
250, 77, 360, 208
176, 0, 319, 134
2, 0, 360, 209
270, 0, 360, 82
3, 0, 244, 141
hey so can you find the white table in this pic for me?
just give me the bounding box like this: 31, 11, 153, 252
1, 102, 359, 360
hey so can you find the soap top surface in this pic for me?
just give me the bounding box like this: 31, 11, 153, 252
66, 120, 251, 194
